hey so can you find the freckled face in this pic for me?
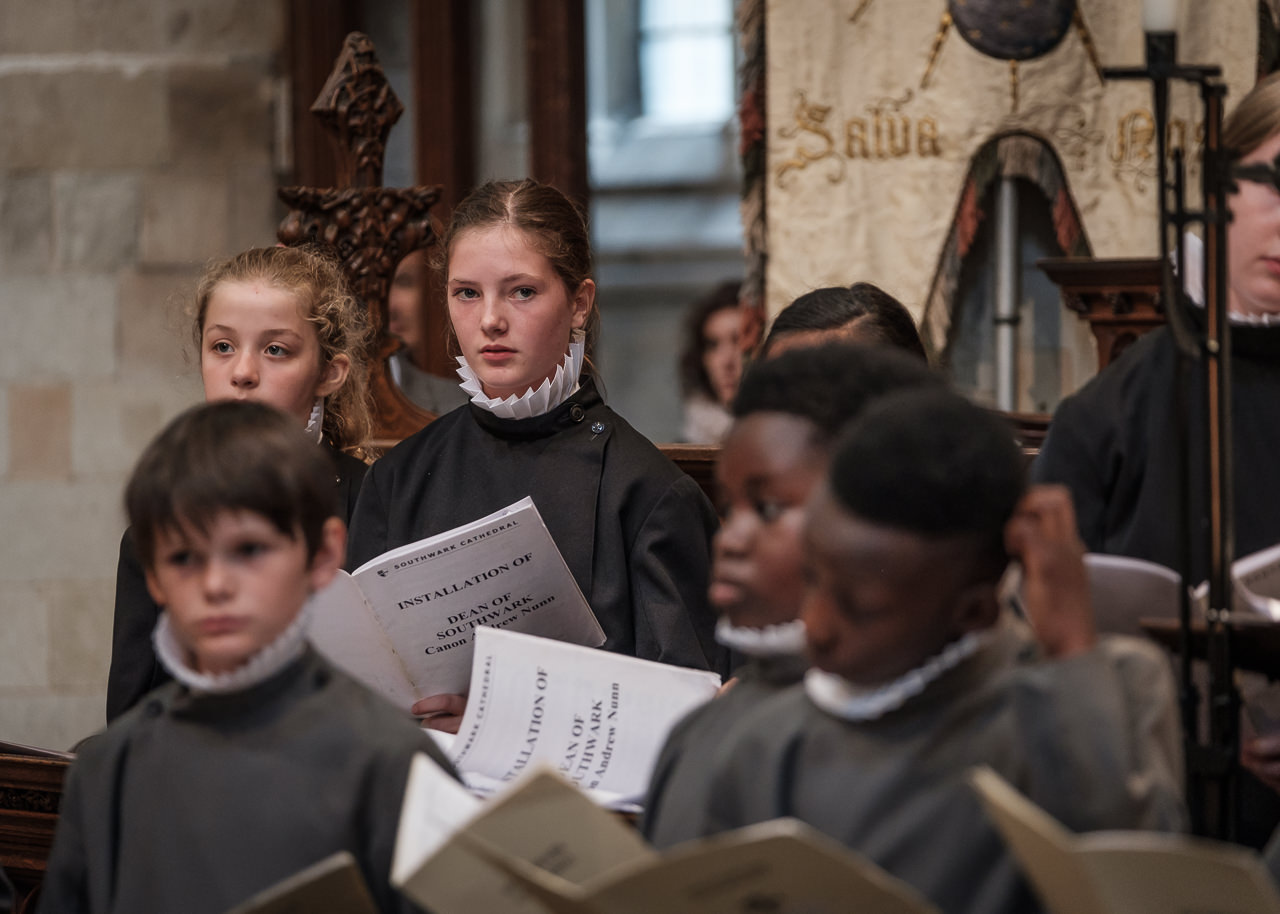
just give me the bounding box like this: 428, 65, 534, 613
710, 414, 827, 629
447, 226, 593, 400
1229, 130, 1280, 316
200, 281, 345, 425
799, 484, 985, 686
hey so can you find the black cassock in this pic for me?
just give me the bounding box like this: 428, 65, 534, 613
1033, 319, 1280, 581
347, 379, 721, 673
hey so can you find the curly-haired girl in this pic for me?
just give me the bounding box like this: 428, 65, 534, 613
106, 244, 375, 721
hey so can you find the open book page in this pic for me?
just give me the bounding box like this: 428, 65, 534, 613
446, 627, 721, 807
0, 739, 75, 761
1081, 554, 1182, 636
1231, 542, 1280, 621
577, 818, 939, 914
971, 766, 1280, 914
392, 757, 652, 914
308, 571, 419, 708
448, 813, 937, 914
395, 760, 935, 914
309, 497, 606, 703
222, 851, 377, 914
1247, 682, 1280, 737
1002, 554, 1182, 638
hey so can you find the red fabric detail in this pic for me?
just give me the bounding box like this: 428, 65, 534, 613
955, 180, 982, 259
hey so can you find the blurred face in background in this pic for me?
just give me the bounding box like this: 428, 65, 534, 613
1229, 130, 1280, 317
388, 249, 428, 352
702, 305, 744, 406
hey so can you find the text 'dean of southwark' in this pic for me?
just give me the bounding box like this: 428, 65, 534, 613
308, 497, 605, 706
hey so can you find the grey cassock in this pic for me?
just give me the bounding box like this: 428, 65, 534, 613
39, 648, 454, 914
700, 616, 1187, 914
642, 651, 809, 848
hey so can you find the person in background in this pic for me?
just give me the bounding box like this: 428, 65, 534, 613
643, 343, 944, 848
678, 280, 746, 443
107, 244, 374, 723
347, 179, 721, 733
759, 282, 928, 361
386, 248, 471, 415
1033, 72, 1280, 849
43, 401, 453, 914
1033, 71, 1280, 578
700, 387, 1185, 914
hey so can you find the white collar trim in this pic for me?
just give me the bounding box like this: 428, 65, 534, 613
455, 334, 586, 419
153, 605, 311, 695
304, 398, 324, 443
804, 629, 988, 721
715, 617, 808, 658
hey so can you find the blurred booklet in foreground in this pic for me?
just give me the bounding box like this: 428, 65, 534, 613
0, 739, 74, 761
223, 852, 376, 914
1217, 542, 1280, 621
1001, 553, 1182, 637
393, 758, 938, 914
1004, 545, 1280, 629
433, 627, 721, 810
308, 497, 605, 706
970, 766, 1280, 914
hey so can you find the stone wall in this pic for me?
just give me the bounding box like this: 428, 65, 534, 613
0, 0, 286, 749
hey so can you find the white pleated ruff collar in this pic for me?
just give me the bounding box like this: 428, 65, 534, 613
714, 617, 808, 658
153, 605, 312, 696
804, 629, 990, 722
455, 335, 586, 420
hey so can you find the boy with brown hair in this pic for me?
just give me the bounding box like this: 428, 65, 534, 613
41, 401, 453, 914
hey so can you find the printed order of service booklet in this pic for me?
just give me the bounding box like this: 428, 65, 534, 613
308, 498, 606, 707
432, 626, 723, 810
970, 766, 1280, 914
391, 760, 938, 914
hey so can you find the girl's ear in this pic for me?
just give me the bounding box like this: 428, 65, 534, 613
314, 354, 351, 399
569, 278, 596, 330
306, 517, 347, 593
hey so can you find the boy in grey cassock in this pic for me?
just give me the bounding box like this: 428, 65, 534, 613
700, 388, 1187, 914
642, 343, 943, 848
39, 402, 455, 914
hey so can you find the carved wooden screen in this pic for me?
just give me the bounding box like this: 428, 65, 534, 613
277, 32, 442, 446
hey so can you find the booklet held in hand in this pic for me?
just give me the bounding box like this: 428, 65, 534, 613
441, 626, 722, 808
392, 759, 939, 914
970, 766, 1280, 914
308, 498, 605, 707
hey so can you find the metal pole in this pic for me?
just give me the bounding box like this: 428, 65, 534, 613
995, 174, 1020, 411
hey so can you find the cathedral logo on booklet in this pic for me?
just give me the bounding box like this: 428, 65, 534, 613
307, 497, 605, 706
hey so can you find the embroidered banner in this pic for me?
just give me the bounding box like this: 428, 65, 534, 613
763, 0, 1257, 334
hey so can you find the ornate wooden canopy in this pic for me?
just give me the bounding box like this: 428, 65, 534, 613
277, 31, 442, 444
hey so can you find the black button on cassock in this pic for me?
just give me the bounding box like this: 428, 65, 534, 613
569, 405, 586, 422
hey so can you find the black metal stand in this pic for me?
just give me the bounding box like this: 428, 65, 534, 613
1102, 32, 1239, 841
